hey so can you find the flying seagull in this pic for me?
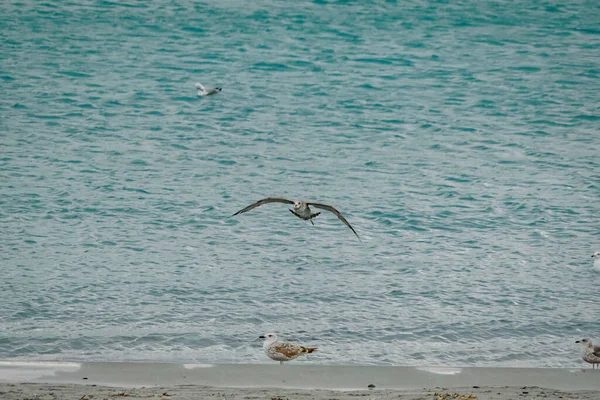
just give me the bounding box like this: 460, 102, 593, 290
195, 82, 222, 96
576, 338, 600, 369
232, 197, 360, 240
259, 333, 317, 365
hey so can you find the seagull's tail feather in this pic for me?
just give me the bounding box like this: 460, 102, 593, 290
302, 347, 318, 354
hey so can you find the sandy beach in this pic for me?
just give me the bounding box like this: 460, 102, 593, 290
2, 382, 600, 400
1, 362, 600, 400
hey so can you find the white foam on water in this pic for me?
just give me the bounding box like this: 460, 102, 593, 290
417, 367, 462, 375
0, 361, 81, 382
183, 363, 214, 369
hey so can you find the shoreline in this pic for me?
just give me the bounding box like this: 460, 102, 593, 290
1, 361, 600, 399
1, 361, 599, 389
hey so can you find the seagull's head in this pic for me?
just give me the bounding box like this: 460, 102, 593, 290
576, 338, 592, 346
259, 333, 279, 343
293, 201, 302, 210
592, 252, 600, 259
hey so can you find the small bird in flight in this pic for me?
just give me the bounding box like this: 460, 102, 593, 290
195, 82, 222, 96
232, 197, 360, 240
259, 333, 317, 365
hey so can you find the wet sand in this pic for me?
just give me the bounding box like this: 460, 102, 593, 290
1, 362, 599, 400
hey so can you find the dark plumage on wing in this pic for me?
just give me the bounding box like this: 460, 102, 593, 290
232, 197, 360, 240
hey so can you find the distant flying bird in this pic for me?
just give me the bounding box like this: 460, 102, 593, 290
259, 333, 317, 365
575, 338, 600, 369
195, 82, 222, 96
232, 197, 360, 240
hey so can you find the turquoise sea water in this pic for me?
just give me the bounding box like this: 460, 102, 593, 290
1, 0, 599, 367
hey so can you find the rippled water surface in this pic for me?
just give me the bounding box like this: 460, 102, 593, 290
1, 0, 600, 367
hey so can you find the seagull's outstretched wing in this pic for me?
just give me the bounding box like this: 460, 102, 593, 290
306, 202, 360, 240
233, 197, 294, 216
195, 82, 206, 91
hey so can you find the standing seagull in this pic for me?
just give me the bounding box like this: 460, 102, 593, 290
259, 333, 317, 365
575, 338, 600, 369
232, 197, 360, 240
195, 82, 222, 96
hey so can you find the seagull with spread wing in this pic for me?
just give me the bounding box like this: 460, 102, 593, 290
195, 82, 222, 96
232, 197, 360, 240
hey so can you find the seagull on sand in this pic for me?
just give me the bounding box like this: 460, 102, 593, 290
259, 333, 317, 365
592, 252, 600, 272
195, 82, 222, 96
232, 197, 360, 240
575, 338, 600, 369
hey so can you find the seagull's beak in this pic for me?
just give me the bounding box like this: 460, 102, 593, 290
576, 340, 581, 343
258, 336, 265, 339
